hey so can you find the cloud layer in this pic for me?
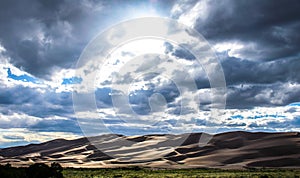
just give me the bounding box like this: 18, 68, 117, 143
0, 0, 299, 147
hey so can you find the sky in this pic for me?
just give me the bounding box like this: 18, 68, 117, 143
0, 0, 300, 148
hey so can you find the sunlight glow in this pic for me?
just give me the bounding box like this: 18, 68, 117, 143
123, 4, 162, 19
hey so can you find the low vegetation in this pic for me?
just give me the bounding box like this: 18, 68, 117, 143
63, 167, 300, 178
0, 162, 63, 178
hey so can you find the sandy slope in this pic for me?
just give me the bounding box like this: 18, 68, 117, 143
0, 131, 299, 169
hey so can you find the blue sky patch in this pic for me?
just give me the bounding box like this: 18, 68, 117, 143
7, 68, 37, 83
288, 102, 300, 107
231, 115, 244, 119
61, 77, 82, 85
247, 114, 285, 119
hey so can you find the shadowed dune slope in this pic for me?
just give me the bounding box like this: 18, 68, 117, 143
0, 131, 299, 169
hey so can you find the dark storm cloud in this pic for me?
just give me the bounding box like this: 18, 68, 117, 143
222, 55, 300, 86
29, 118, 81, 134
0, 0, 82, 78
164, 42, 195, 60
0, 0, 175, 79
0, 85, 82, 133
0, 86, 73, 117
191, 0, 300, 61
218, 52, 300, 108
171, 0, 300, 108
226, 84, 300, 109
163, 42, 211, 89
127, 82, 180, 115
154, 82, 180, 103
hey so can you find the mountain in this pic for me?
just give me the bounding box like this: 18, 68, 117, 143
0, 131, 299, 169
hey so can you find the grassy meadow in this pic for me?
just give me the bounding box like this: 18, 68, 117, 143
62, 167, 300, 178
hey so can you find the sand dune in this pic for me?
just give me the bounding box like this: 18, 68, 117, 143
0, 131, 299, 169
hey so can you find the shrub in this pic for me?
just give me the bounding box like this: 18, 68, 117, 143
26, 162, 63, 178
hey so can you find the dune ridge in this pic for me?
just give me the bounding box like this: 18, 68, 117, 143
0, 131, 299, 169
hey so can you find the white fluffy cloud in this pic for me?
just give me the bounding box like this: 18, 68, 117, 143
172, 0, 210, 27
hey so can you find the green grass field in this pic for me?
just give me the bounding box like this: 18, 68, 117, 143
62, 168, 300, 178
